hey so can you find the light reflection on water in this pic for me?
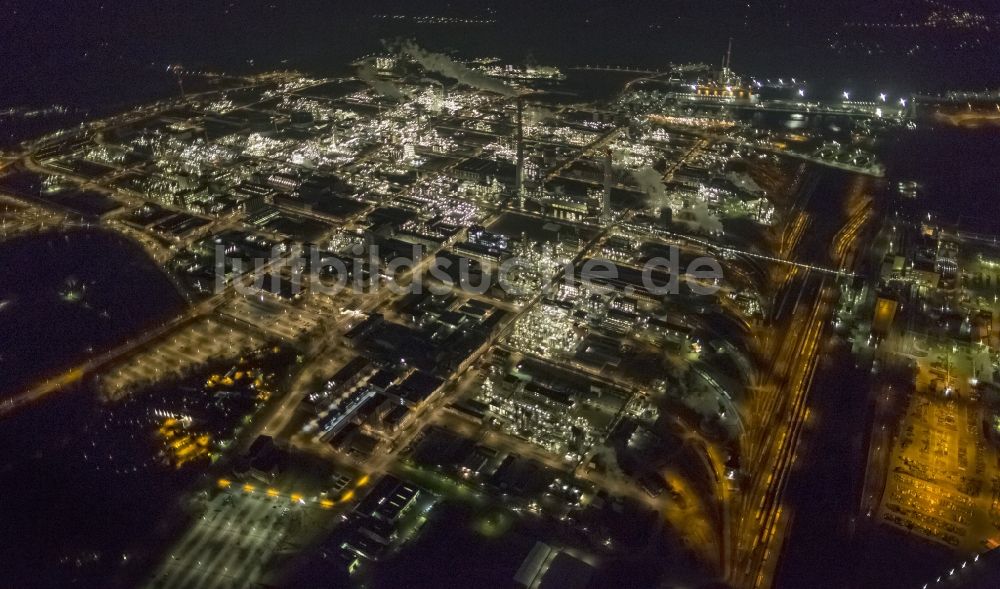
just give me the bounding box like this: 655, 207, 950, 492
0, 228, 184, 397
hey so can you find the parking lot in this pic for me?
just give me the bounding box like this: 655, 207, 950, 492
878, 380, 1000, 551
145, 490, 311, 589
222, 294, 322, 342
102, 317, 266, 398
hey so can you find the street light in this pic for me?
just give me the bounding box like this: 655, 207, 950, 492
842, 91, 851, 101
879, 93, 887, 102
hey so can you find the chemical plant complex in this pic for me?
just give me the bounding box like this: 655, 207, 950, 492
2, 44, 999, 589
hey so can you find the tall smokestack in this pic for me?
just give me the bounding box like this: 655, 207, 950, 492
516, 96, 525, 208
725, 37, 733, 71
602, 148, 612, 223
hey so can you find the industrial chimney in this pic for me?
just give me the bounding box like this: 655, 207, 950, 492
516, 96, 525, 208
